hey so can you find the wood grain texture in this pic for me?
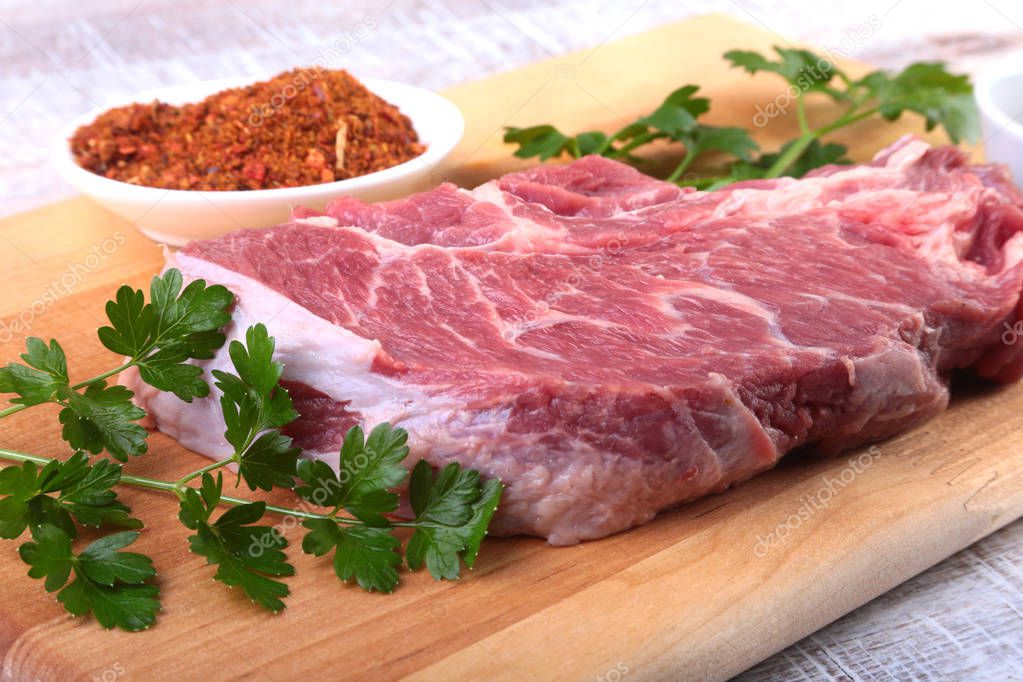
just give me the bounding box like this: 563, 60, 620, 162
0, 13, 1021, 682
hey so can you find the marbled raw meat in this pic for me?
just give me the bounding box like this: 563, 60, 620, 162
125, 137, 1023, 544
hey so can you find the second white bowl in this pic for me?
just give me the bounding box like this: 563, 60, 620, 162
975, 59, 1023, 182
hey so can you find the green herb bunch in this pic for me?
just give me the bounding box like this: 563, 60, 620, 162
0, 270, 502, 630
505, 47, 979, 189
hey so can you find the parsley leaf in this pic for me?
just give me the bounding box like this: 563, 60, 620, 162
55, 459, 142, 530
295, 423, 408, 525
98, 269, 233, 402
19, 524, 73, 591
0, 453, 141, 539
0, 338, 148, 461
575, 130, 612, 156
59, 383, 148, 462
678, 125, 760, 163
857, 63, 980, 143
725, 47, 844, 100
405, 461, 503, 580
640, 87, 760, 179
638, 85, 710, 137
503, 125, 584, 160
0, 338, 68, 406
235, 431, 300, 492
461, 479, 503, 567
75, 531, 158, 586
295, 424, 411, 593
302, 520, 401, 593
179, 473, 293, 612
211, 324, 299, 491
18, 524, 159, 631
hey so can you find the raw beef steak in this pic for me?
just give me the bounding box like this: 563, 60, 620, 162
126, 137, 1023, 545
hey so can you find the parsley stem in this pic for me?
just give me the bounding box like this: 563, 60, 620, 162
815, 105, 880, 136
0, 448, 51, 466
763, 132, 817, 179
140, 475, 402, 526
0, 404, 26, 419
764, 103, 883, 179
665, 152, 696, 183
796, 94, 811, 135
117, 467, 352, 521
173, 458, 232, 492
119, 473, 179, 494
75, 361, 135, 389
0, 448, 393, 528
119, 470, 336, 520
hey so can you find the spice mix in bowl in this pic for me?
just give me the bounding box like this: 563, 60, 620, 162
70, 69, 426, 191
55, 70, 464, 244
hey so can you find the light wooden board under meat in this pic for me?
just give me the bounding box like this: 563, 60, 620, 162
0, 14, 1020, 682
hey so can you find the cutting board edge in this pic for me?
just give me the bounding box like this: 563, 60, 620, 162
0, 12, 1018, 682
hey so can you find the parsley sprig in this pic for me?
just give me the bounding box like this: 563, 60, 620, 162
209, 324, 300, 492
99, 269, 233, 402
20, 525, 159, 630
296, 424, 501, 593
0, 452, 141, 539
504, 47, 979, 188
0, 270, 232, 460
179, 472, 293, 612
405, 461, 502, 580
506, 84, 759, 186
0, 268, 503, 630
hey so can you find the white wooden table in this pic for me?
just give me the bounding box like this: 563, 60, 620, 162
1, 1, 1021, 679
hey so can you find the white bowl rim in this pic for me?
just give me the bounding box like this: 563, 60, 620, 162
974, 59, 1023, 140
53, 75, 464, 204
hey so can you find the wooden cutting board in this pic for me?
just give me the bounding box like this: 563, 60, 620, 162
2, 13, 1021, 682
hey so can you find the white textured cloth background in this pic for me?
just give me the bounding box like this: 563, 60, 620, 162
1, 1, 1022, 679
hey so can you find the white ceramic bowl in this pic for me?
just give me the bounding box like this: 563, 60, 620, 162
975, 60, 1023, 182
54, 76, 464, 246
